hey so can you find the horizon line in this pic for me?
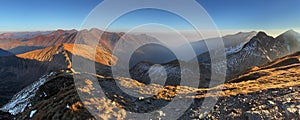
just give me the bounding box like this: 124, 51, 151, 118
1, 28, 299, 38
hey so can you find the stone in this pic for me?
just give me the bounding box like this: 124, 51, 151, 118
138, 97, 145, 101
268, 100, 275, 105
287, 107, 297, 113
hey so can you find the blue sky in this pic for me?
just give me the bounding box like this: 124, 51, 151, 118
0, 0, 102, 32
198, 0, 300, 30
0, 0, 300, 36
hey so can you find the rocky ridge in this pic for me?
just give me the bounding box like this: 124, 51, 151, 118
2, 51, 300, 119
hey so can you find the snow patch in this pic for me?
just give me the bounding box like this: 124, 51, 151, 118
43, 91, 47, 97
225, 41, 247, 55
29, 110, 37, 118
66, 104, 70, 109
0, 72, 56, 115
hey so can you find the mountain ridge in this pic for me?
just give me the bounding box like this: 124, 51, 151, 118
16, 44, 117, 67
1, 28, 300, 120
2, 50, 300, 119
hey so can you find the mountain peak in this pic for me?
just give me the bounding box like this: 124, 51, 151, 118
286, 29, 298, 33
252, 31, 271, 40
236, 31, 257, 35
281, 29, 300, 36
89, 28, 103, 33
256, 31, 268, 37
49, 29, 77, 36
54, 29, 66, 34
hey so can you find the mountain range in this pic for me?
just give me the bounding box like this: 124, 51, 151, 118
130, 30, 300, 87
1, 43, 300, 119
0, 28, 300, 119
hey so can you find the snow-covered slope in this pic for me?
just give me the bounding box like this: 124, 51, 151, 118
0, 72, 56, 115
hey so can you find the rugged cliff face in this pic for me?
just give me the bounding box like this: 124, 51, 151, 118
226, 30, 300, 78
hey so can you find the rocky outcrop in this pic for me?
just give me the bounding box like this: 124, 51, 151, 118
226, 30, 300, 78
